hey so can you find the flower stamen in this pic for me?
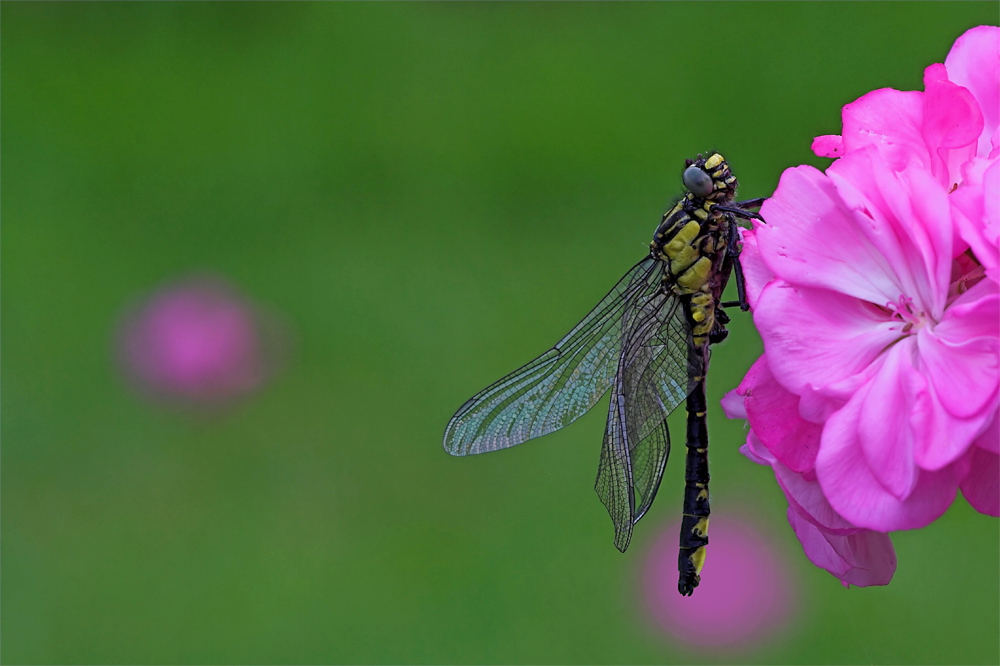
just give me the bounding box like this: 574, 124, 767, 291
884, 294, 930, 335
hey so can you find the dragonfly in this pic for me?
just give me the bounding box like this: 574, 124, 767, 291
443, 153, 764, 595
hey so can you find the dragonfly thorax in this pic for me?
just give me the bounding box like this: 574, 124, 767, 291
649, 201, 732, 287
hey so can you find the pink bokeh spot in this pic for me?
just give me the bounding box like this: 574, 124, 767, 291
642, 514, 795, 651
117, 275, 282, 406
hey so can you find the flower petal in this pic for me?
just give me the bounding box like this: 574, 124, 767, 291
740, 438, 771, 467
953, 157, 1000, 281
787, 508, 896, 587
918, 286, 1000, 420
736, 227, 774, 310
855, 344, 923, 498
840, 88, 928, 171
974, 409, 999, 455
720, 386, 747, 421
754, 281, 900, 400
816, 392, 963, 531
827, 152, 954, 317
738, 432, 897, 584
945, 26, 1000, 159
738, 355, 821, 473
922, 63, 983, 186
773, 459, 856, 534
960, 446, 1000, 517
757, 162, 909, 304
985, 158, 1000, 280
910, 374, 993, 472
812, 135, 844, 158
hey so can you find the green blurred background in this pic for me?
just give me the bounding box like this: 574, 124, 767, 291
4, 2, 998, 664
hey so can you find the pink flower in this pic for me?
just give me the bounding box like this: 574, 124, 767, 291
725, 26, 1000, 588
116, 275, 285, 407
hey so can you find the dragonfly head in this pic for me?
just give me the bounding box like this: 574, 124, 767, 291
683, 153, 738, 202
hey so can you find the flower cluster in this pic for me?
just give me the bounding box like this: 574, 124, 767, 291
723, 26, 999, 587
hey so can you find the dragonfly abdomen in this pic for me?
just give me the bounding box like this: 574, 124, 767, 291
678, 363, 711, 596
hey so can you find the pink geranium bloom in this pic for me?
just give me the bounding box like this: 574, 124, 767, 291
725, 26, 1000, 588
116, 275, 285, 407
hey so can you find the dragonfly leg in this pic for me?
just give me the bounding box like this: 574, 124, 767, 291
725, 259, 751, 312
714, 203, 765, 223
734, 196, 766, 210
720, 220, 751, 311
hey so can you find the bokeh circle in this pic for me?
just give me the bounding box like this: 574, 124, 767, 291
642, 513, 796, 652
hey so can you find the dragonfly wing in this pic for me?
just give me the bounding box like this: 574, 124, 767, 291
595, 295, 695, 552
444, 257, 663, 456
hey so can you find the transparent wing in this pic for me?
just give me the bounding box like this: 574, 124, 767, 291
595, 292, 703, 552
444, 257, 663, 456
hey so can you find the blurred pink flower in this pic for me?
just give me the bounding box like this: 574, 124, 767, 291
117, 275, 283, 407
642, 514, 795, 651
725, 26, 1000, 588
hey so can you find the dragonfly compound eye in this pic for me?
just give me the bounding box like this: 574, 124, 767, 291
682, 165, 714, 197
